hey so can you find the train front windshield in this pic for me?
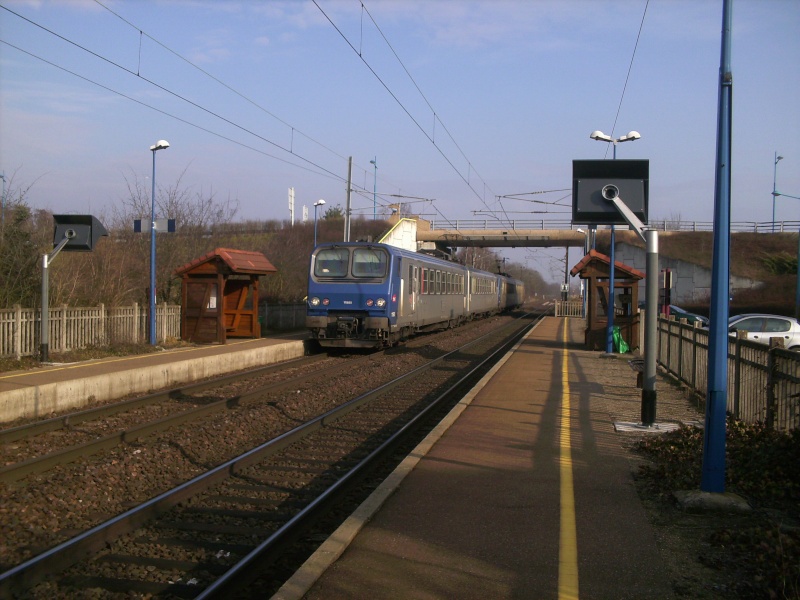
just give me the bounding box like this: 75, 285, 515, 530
314, 247, 388, 279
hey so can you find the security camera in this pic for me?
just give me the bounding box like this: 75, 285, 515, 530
64, 229, 77, 239
601, 185, 620, 201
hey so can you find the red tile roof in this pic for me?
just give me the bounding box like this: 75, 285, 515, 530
174, 248, 278, 276
570, 248, 645, 279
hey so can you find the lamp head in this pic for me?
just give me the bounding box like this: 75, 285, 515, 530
150, 140, 170, 151
776, 155, 784, 164
619, 131, 641, 143
590, 130, 612, 142
314, 199, 326, 207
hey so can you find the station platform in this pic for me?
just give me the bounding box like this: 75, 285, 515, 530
0, 333, 308, 424
275, 316, 679, 600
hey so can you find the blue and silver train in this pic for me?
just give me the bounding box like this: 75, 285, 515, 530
306, 242, 524, 348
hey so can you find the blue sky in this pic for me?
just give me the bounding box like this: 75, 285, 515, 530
1, 0, 799, 279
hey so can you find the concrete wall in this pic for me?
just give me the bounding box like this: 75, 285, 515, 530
0, 340, 307, 423
615, 242, 761, 305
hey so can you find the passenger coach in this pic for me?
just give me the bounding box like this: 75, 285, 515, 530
306, 242, 524, 348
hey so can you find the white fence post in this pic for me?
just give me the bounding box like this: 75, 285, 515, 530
14, 304, 22, 359
0, 303, 182, 358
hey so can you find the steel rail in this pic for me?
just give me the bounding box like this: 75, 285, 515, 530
199, 313, 540, 598
0, 354, 370, 484
0, 354, 326, 444
0, 313, 538, 597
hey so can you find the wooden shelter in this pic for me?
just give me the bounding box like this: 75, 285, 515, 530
174, 248, 277, 344
570, 249, 644, 351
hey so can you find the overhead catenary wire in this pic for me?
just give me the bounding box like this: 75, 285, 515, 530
313, 0, 498, 224
0, 39, 343, 184
0, 3, 433, 216
602, 0, 650, 158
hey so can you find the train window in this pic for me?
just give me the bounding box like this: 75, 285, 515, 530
314, 248, 349, 277
421, 268, 427, 294
435, 270, 441, 294
352, 248, 388, 277
446, 273, 451, 294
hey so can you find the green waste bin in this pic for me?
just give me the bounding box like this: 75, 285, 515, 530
612, 325, 629, 354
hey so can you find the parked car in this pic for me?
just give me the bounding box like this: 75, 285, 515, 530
668, 305, 709, 327
728, 314, 800, 349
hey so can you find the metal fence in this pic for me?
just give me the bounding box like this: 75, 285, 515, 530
0, 304, 181, 358
657, 318, 800, 431
554, 300, 584, 318
263, 303, 306, 332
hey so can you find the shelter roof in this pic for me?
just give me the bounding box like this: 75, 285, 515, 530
570, 249, 645, 280
174, 248, 277, 277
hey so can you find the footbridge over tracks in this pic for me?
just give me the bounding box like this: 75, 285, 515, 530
417, 226, 585, 249
412, 219, 588, 250
400, 218, 798, 250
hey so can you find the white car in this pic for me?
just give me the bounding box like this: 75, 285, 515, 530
728, 314, 800, 349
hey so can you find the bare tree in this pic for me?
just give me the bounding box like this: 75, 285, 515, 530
0, 175, 51, 309
107, 167, 240, 304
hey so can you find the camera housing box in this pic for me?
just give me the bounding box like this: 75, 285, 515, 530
572, 159, 649, 225
53, 214, 108, 251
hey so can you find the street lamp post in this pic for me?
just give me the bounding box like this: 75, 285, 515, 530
589, 130, 641, 353
772, 152, 784, 232
149, 140, 169, 346
577, 228, 589, 317
767, 155, 800, 318
369, 157, 377, 220
0, 172, 6, 241
590, 130, 641, 160
313, 199, 326, 246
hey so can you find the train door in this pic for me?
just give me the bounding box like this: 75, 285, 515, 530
408, 264, 418, 319
464, 270, 470, 314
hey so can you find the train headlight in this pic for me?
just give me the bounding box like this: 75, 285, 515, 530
376, 297, 386, 307
322, 298, 330, 306
310, 297, 320, 306
366, 298, 374, 307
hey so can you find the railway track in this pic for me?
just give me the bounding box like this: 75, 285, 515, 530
0, 312, 541, 598
0, 353, 366, 483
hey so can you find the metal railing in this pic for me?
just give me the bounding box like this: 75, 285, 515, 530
657, 317, 800, 431
554, 300, 584, 318
551, 311, 800, 430
428, 219, 800, 234
0, 304, 181, 359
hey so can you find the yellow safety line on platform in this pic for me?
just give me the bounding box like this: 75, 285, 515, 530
558, 320, 579, 599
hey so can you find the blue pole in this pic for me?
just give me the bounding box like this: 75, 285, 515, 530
150, 150, 157, 346
605, 139, 618, 354
1, 172, 5, 232
606, 225, 615, 353
701, 0, 733, 493
371, 157, 377, 220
